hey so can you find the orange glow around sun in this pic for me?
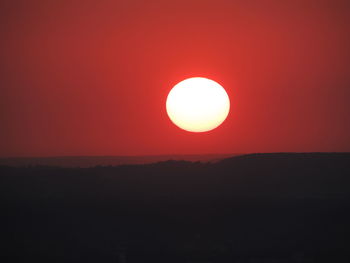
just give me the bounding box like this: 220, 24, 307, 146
166, 77, 230, 132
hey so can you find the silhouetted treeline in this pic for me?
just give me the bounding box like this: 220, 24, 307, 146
1, 153, 350, 262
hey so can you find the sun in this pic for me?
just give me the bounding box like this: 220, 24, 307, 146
166, 77, 230, 132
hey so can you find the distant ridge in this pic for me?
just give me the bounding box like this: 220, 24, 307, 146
218, 152, 350, 164
0, 154, 238, 168
1, 152, 349, 168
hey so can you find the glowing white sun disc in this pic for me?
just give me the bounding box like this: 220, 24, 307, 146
166, 77, 230, 132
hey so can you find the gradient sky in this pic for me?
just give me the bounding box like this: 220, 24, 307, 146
1, 0, 350, 157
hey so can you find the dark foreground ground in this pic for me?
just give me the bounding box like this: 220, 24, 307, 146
1, 153, 350, 263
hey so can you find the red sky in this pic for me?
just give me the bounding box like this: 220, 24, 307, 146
1, 0, 350, 157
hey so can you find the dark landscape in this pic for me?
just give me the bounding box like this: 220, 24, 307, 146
2, 153, 350, 263
0, 154, 236, 168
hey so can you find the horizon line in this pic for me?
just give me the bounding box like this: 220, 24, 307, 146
1, 151, 350, 159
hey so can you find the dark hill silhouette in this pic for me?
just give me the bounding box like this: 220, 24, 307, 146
0, 153, 237, 168
1, 153, 350, 262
